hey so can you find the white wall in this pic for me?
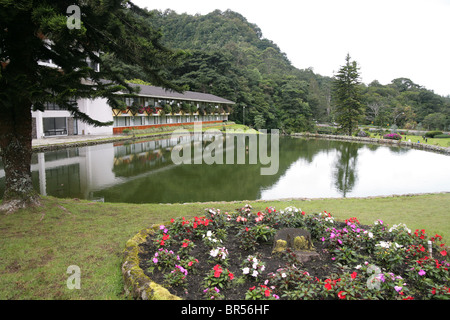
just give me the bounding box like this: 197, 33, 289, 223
76, 98, 113, 135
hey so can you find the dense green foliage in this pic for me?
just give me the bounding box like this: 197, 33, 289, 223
115, 9, 449, 132
110, 9, 331, 133
333, 54, 364, 135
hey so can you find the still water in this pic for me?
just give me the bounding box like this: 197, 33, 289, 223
1, 135, 449, 203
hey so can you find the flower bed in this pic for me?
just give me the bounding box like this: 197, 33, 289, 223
137, 205, 450, 300
383, 133, 402, 140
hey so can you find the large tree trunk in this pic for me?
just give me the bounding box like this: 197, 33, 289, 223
0, 100, 40, 213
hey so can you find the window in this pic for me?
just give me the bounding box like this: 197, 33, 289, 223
43, 117, 67, 136
114, 117, 130, 127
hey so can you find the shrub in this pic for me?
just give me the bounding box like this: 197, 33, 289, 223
425, 131, 443, 138
434, 134, 450, 139
383, 133, 402, 140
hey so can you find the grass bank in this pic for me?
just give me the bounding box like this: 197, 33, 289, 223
1, 193, 449, 300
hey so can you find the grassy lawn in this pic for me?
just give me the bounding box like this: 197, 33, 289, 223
400, 135, 450, 148
368, 132, 450, 148
1, 193, 449, 300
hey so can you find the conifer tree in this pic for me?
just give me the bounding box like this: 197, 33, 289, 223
333, 54, 364, 136
0, 0, 181, 212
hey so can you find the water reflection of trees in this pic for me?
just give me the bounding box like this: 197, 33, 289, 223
332, 142, 360, 197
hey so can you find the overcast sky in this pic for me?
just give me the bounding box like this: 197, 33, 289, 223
132, 0, 450, 97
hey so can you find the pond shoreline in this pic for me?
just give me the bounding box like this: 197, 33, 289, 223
31, 132, 176, 153
292, 132, 450, 155
32, 130, 450, 156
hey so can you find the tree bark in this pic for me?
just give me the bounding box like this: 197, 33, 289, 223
0, 101, 40, 213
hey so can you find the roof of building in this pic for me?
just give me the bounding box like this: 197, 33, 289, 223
129, 83, 235, 105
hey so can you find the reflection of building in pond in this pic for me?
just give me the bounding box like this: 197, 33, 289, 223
0, 135, 211, 200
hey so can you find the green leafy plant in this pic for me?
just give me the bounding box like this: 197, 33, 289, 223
203, 286, 224, 300
241, 254, 266, 279
203, 264, 234, 289
237, 226, 259, 251
245, 284, 279, 300
164, 265, 188, 288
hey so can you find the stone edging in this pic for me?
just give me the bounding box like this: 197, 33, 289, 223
292, 133, 450, 155
32, 133, 175, 153
121, 225, 181, 300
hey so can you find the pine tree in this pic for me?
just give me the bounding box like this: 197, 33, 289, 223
333, 54, 364, 136
0, 0, 181, 213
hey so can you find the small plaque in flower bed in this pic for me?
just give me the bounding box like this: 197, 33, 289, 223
272, 228, 319, 263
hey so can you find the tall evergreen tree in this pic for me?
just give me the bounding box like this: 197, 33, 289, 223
333, 54, 364, 135
0, 0, 181, 213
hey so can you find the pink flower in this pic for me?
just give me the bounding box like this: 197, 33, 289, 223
418, 269, 426, 276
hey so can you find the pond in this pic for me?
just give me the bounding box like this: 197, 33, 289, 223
1, 135, 449, 203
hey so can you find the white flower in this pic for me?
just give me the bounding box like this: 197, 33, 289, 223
243, 267, 250, 274
252, 270, 259, 277
281, 273, 287, 278
261, 265, 265, 272
376, 241, 391, 249
210, 249, 218, 257
355, 264, 362, 269
393, 242, 403, 249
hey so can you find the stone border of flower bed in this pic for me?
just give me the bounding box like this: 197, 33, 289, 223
121, 224, 181, 300
292, 132, 450, 155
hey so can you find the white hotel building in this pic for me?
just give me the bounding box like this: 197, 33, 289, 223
31, 82, 234, 139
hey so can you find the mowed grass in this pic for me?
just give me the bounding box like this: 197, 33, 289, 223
0, 193, 449, 300
401, 135, 450, 148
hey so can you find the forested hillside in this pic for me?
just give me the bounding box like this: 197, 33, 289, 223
105, 8, 450, 132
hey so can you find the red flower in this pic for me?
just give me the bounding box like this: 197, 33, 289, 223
338, 291, 346, 300
162, 234, 170, 241
264, 289, 271, 297
441, 250, 447, 257
160, 240, 165, 246
213, 265, 223, 278
324, 279, 333, 291
182, 240, 189, 248
351, 272, 357, 279
228, 272, 234, 280
170, 218, 175, 223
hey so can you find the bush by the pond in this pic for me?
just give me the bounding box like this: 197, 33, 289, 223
139, 205, 450, 300
434, 134, 450, 139
383, 133, 402, 140
425, 131, 443, 138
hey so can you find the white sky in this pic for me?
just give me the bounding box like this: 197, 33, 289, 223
132, 0, 450, 96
